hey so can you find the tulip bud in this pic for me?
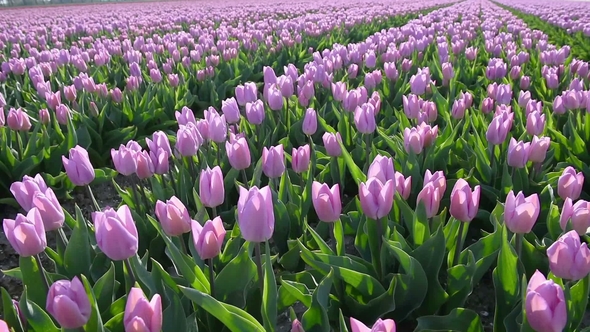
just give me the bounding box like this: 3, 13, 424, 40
553, 96, 566, 115
175, 106, 196, 126
124, 287, 162, 332
93, 205, 138, 260
262, 144, 285, 179
450, 179, 480, 222
302, 108, 317, 135
528, 136, 550, 163
10, 174, 48, 212
350, 317, 396, 332
32, 188, 65, 231
155, 196, 191, 236
245, 100, 265, 125
39, 108, 50, 125
359, 178, 394, 220
237, 186, 274, 242
2, 208, 46, 257
504, 191, 540, 234
6, 108, 32, 131
507, 138, 530, 168
367, 155, 394, 183
292, 145, 311, 173
322, 132, 342, 157
176, 123, 203, 157
354, 103, 376, 134
560, 198, 590, 235
403, 127, 424, 154
266, 84, 283, 111
311, 181, 341, 222
394, 172, 412, 200
221, 97, 240, 124
199, 166, 225, 208
410, 68, 430, 95
525, 270, 567, 332
481, 97, 494, 114
62, 145, 95, 186
486, 112, 513, 145
547, 230, 590, 281
191, 217, 226, 260
111, 144, 138, 176
416, 182, 442, 218
526, 110, 545, 136
46, 277, 91, 329
226, 136, 251, 170
557, 166, 584, 201
291, 319, 305, 332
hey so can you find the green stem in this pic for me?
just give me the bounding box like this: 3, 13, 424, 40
241, 169, 249, 189
178, 235, 188, 255
167, 168, 178, 196
452, 221, 466, 267
124, 258, 137, 290
208, 258, 216, 298
515, 233, 523, 260
216, 142, 222, 166
211, 206, 218, 218
56, 228, 69, 246
376, 218, 384, 255
34, 254, 50, 292
254, 242, 264, 294
364, 133, 372, 174
86, 186, 101, 212
139, 180, 152, 215
329, 222, 337, 255
16, 131, 24, 160
130, 180, 144, 215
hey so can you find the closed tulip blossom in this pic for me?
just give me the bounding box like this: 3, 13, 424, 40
504, 191, 540, 234
291, 145, 311, 173
312, 181, 341, 222
322, 132, 342, 157
560, 198, 590, 235
416, 182, 442, 218
402, 94, 421, 119
518, 90, 531, 108
93, 205, 138, 261
124, 287, 162, 332
111, 144, 138, 176
221, 97, 241, 124
237, 186, 274, 242
526, 110, 545, 136
547, 231, 590, 281
155, 196, 191, 236
528, 136, 550, 163
62, 145, 95, 186
176, 123, 203, 157
199, 166, 225, 208
3, 208, 46, 257
0, 320, 8, 332
552, 95, 566, 115
175, 106, 196, 126
302, 108, 317, 135
191, 217, 226, 260
450, 179, 480, 222
350, 317, 396, 332
525, 270, 567, 332
394, 172, 412, 200
354, 103, 376, 134
409, 67, 430, 95
486, 112, 513, 145
424, 169, 446, 194
10, 174, 49, 212
359, 177, 394, 220
225, 136, 251, 170
245, 100, 265, 125
235, 82, 258, 106
557, 166, 584, 200
266, 84, 284, 111
46, 277, 91, 329
367, 155, 395, 183
403, 127, 424, 154
291, 319, 304, 332
32, 188, 64, 231
262, 144, 286, 178
418, 123, 438, 147
507, 138, 530, 168
205, 109, 228, 143
6, 108, 31, 131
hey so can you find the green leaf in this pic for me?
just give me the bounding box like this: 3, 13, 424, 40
93, 262, 117, 314
19, 256, 48, 308
215, 241, 256, 307
262, 242, 278, 332
80, 275, 106, 332
63, 205, 92, 277
162, 284, 188, 332
493, 226, 521, 332
19, 289, 59, 332
301, 268, 334, 332
415, 308, 484, 332
104, 312, 125, 332
2, 287, 24, 332
566, 274, 590, 330
179, 285, 265, 332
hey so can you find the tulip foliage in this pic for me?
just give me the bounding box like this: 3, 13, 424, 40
3, 0, 590, 332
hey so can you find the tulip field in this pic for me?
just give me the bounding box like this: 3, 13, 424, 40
3, 0, 590, 330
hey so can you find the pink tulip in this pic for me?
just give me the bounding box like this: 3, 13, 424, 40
46, 277, 91, 329
331, 82, 347, 102
417, 123, 438, 147
354, 103, 376, 134
409, 67, 430, 95
416, 182, 442, 218
124, 287, 162, 332
553, 96, 566, 115
350, 317, 396, 332
55, 104, 71, 125
111, 144, 138, 176
526, 110, 545, 136
191, 217, 226, 260
32, 188, 64, 231
267, 84, 284, 111
560, 198, 590, 235
528, 136, 550, 163
292, 145, 311, 173
547, 230, 590, 281
262, 144, 285, 179
245, 100, 265, 125
3, 208, 46, 257
0, 320, 8, 332
481, 97, 494, 114
403, 127, 424, 154
322, 132, 342, 157
518, 90, 531, 108
504, 191, 540, 234
402, 94, 421, 119
237, 186, 275, 242
312, 181, 341, 222
450, 179, 480, 222
93, 205, 138, 261
175, 106, 196, 126
507, 138, 530, 169
394, 172, 412, 200
359, 178, 394, 220
424, 170, 446, 194
39, 108, 50, 125
302, 108, 317, 135
226, 136, 251, 170
291, 319, 304, 332
62, 145, 95, 186
6, 108, 31, 131
221, 97, 241, 124
199, 166, 225, 208
10, 174, 48, 212
525, 270, 567, 332
235, 82, 258, 106
155, 196, 191, 236
367, 155, 395, 183
557, 166, 584, 201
